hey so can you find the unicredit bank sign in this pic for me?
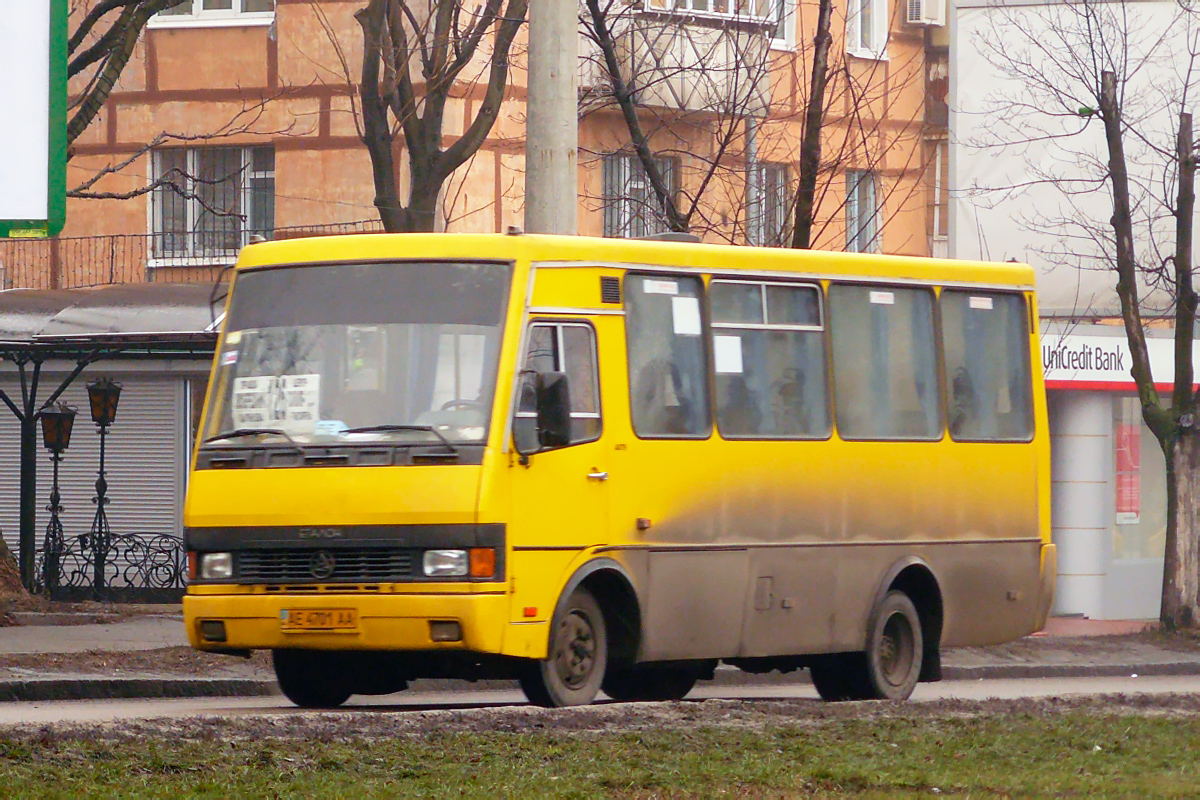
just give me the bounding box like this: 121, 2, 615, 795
1042, 332, 1200, 390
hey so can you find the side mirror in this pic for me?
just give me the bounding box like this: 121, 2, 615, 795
536, 372, 572, 449
514, 371, 572, 457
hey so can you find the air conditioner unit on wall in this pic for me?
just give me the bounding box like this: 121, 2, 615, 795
906, 0, 945, 26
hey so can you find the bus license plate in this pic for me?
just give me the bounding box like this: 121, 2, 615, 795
281, 608, 358, 631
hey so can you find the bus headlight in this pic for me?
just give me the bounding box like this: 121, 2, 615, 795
199, 552, 234, 580
423, 549, 468, 577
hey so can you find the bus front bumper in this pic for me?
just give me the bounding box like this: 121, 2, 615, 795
183, 590, 510, 654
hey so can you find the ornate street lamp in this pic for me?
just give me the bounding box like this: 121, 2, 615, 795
86, 378, 121, 599
39, 403, 76, 597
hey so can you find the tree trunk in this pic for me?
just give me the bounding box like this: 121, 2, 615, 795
791, 0, 833, 249
1163, 429, 1200, 628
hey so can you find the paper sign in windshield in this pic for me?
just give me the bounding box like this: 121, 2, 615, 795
671, 296, 702, 336
232, 374, 321, 434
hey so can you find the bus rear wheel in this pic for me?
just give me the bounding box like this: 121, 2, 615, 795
602, 665, 699, 702
810, 591, 924, 702
272, 649, 354, 709
864, 590, 924, 700
519, 586, 607, 707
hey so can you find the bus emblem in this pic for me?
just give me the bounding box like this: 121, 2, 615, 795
310, 550, 337, 580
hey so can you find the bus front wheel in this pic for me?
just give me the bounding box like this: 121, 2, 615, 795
519, 586, 608, 707
272, 649, 354, 709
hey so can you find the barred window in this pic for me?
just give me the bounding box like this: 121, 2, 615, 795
602, 152, 679, 239
846, 169, 879, 253
750, 162, 791, 247
151, 146, 275, 263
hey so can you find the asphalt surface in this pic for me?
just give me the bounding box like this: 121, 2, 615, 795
2, 608, 1198, 703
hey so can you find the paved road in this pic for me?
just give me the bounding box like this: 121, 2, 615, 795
1, 674, 1196, 727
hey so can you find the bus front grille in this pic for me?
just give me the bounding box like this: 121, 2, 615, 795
237, 548, 414, 582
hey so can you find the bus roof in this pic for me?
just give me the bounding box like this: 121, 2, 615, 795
234, 233, 1036, 289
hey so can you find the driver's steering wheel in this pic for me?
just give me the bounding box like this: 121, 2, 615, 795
440, 399, 483, 411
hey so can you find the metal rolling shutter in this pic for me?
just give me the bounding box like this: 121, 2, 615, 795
0, 375, 185, 563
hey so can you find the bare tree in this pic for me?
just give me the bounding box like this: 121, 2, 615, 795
354, 0, 528, 232
581, 0, 933, 253
971, 0, 1200, 627
68, 1, 188, 146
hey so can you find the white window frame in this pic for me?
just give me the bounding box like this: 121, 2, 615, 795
846, 0, 889, 61
149, 145, 275, 267
846, 169, 880, 253
149, 0, 275, 29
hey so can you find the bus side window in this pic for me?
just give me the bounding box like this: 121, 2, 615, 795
710, 280, 830, 439
513, 322, 602, 452
625, 274, 712, 439
941, 291, 1034, 441
829, 284, 941, 440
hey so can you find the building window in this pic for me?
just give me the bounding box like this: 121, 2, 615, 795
152, 0, 274, 26
602, 152, 679, 239
151, 146, 275, 263
846, 0, 888, 60
928, 140, 949, 240
753, 162, 791, 247
845, 169, 879, 253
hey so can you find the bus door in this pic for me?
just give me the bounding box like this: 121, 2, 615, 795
508, 319, 610, 622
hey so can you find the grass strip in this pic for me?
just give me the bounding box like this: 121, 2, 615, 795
1, 709, 1198, 797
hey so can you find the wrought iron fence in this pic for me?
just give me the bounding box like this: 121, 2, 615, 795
34, 531, 188, 603
0, 220, 384, 291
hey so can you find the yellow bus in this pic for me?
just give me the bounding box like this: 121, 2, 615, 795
183, 232, 1055, 708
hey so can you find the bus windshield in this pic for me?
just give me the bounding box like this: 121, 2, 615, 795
201, 259, 512, 447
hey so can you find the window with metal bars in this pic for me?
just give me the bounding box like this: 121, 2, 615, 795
151, 146, 275, 264
602, 152, 679, 239
845, 169, 879, 253
750, 162, 791, 247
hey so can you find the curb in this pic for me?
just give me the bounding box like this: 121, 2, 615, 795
2, 662, 1199, 703
0, 678, 276, 703
941, 661, 1200, 680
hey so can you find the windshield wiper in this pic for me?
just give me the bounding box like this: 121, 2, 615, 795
341, 424, 459, 454
204, 428, 300, 447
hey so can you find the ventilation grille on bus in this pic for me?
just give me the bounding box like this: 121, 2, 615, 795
237, 547, 414, 582
601, 276, 621, 304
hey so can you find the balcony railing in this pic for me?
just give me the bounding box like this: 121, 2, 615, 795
0, 220, 384, 291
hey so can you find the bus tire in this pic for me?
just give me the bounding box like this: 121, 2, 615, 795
809, 653, 863, 701
863, 590, 923, 701
272, 649, 354, 709
602, 665, 698, 702
519, 586, 607, 707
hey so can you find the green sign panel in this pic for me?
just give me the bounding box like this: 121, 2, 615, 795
0, 0, 66, 238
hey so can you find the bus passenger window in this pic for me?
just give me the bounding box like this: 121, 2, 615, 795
710, 280, 829, 439
625, 275, 712, 438
513, 322, 602, 451
941, 291, 1034, 441
830, 284, 941, 440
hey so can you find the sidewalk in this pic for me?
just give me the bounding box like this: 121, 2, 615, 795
1, 609, 1198, 703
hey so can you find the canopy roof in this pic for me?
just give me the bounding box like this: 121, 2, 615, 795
0, 283, 221, 360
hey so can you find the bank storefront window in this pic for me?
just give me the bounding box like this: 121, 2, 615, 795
1112, 396, 1166, 561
